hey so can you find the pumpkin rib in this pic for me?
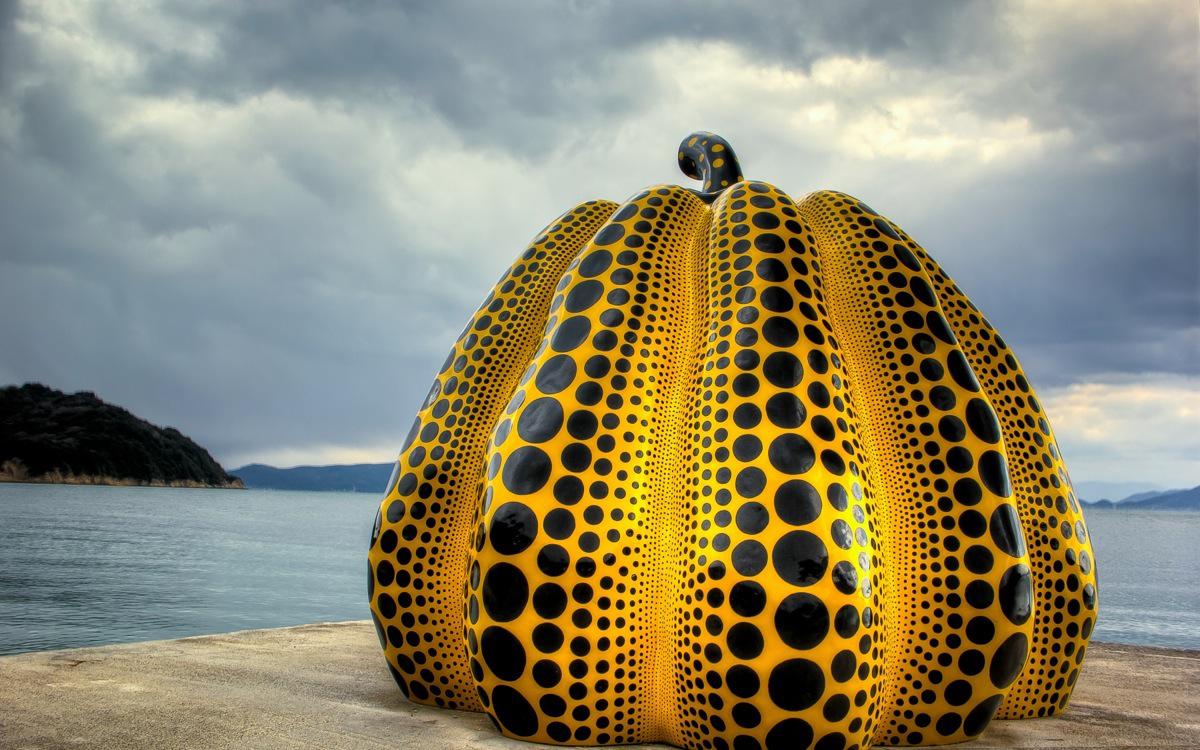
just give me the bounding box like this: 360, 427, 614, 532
368, 198, 617, 713
799, 189, 1037, 745
918, 253, 1097, 720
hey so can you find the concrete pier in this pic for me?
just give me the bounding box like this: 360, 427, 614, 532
1, 621, 1197, 749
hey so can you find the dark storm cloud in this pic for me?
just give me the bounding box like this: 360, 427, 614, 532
0, 0, 1195, 470
97, 1, 1007, 152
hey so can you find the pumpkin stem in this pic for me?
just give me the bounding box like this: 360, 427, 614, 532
677, 131, 743, 203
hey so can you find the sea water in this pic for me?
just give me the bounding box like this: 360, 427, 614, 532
0, 483, 1196, 655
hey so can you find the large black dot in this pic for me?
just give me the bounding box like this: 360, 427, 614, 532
491, 684, 538, 737
578, 249, 612, 277
769, 434, 815, 475
966, 398, 1002, 443
565, 280, 603, 313
963, 694, 1003, 737
533, 581, 568, 618
979, 450, 1012, 498
768, 659, 825, 710
730, 581, 767, 617
762, 317, 799, 347
727, 665, 760, 698
482, 563, 528, 622
774, 592, 829, 649
481, 627, 526, 682
763, 352, 803, 388
989, 504, 1026, 557
948, 350, 981, 392
551, 316, 590, 352
733, 540, 768, 576
772, 531, 828, 586
536, 355, 576, 394
953, 477, 983, 506
774, 480, 821, 526
766, 393, 806, 428
765, 718, 813, 750
489, 501, 538, 554
501, 447, 552, 495
727, 622, 764, 659
517, 397, 563, 443
990, 632, 1029, 688
593, 223, 625, 246
736, 467, 767, 498
736, 502, 769, 534
999, 563, 1032, 625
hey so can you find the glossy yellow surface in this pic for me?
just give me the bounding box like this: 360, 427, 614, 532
368, 179, 1097, 749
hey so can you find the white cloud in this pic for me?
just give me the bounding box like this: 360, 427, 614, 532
1042, 374, 1200, 488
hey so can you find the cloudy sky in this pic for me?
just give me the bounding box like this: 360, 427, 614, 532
1, 0, 1196, 490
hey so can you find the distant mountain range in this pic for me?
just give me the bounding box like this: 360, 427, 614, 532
231, 462, 393, 493
232, 459, 1200, 510
1082, 485, 1200, 510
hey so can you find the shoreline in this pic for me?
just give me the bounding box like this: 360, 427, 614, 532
1, 621, 1197, 749
0, 476, 245, 489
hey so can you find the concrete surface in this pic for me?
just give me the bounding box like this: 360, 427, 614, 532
0, 621, 1197, 749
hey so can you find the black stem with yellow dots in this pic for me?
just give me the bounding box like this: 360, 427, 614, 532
677, 131, 743, 203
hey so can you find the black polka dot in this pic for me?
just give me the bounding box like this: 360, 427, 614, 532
730, 581, 767, 617
763, 317, 799, 347
552, 476, 583, 505
565, 280, 603, 312
963, 694, 1003, 736
491, 684, 538, 736
551, 316, 590, 352
733, 540, 768, 576
945, 679, 973, 706
766, 393, 806, 428
989, 504, 1027, 557
774, 592, 829, 649
769, 434, 815, 475
489, 501, 538, 554
966, 398, 1002, 443
735, 502, 769, 534
999, 563, 1032, 625
948, 349, 981, 392
736, 467, 767, 498
953, 477, 983, 506
543, 508, 575, 540
768, 659, 824, 710
501, 447, 551, 496
533, 581, 567, 617
774, 479, 821, 526
763, 351, 803, 387
482, 562, 528, 621
727, 665, 760, 698
834, 605, 859, 638
727, 622, 764, 659
578, 250, 612, 277
593, 224, 624, 246
481, 627, 526, 681
536, 355, 576, 394
765, 718, 813, 750
990, 632, 1029, 688
772, 530, 828, 586
517, 397, 563, 443
979, 450, 1012, 497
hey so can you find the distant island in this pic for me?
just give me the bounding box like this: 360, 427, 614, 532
1082, 485, 1200, 510
0, 383, 242, 488
232, 462, 393, 493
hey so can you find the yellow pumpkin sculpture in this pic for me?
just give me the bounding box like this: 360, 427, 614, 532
368, 132, 1098, 749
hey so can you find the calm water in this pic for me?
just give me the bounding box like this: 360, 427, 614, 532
0, 485, 1197, 655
